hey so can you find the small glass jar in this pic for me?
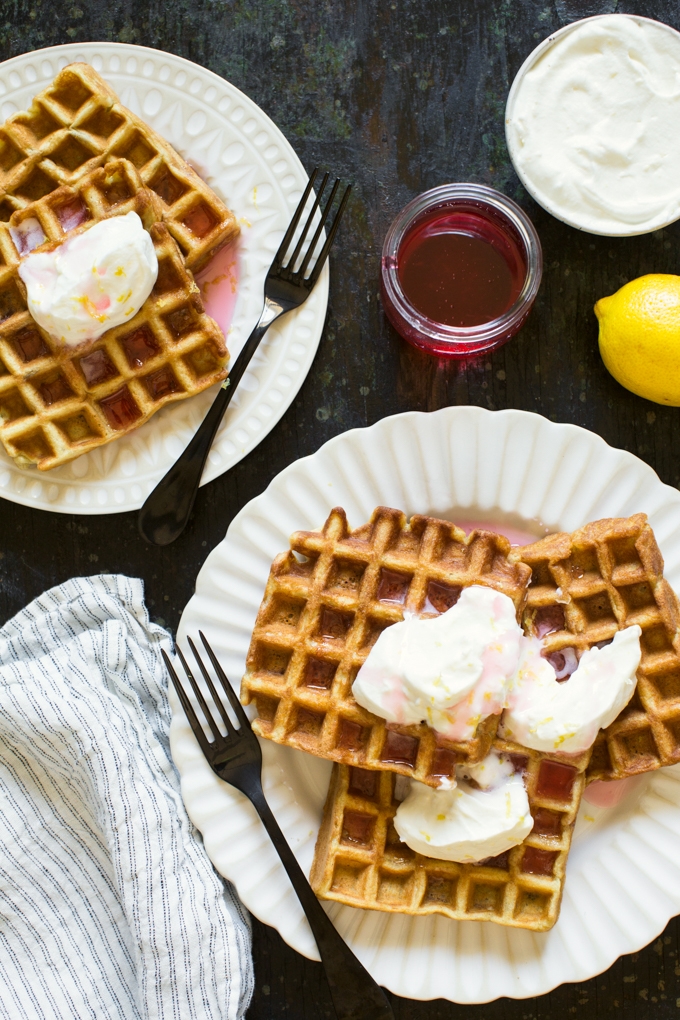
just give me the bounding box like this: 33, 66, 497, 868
380, 183, 543, 358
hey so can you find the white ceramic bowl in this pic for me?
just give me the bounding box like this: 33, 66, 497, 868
505, 14, 680, 236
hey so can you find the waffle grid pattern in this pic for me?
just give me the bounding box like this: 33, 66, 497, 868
310, 736, 589, 932
519, 514, 680, 782
0, 159, 227, 470
0, 62, 239, 273
241, 506, 532, 787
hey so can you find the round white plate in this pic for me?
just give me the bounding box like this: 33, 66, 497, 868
172, 406, 680, 1003
0, 42, 328, 514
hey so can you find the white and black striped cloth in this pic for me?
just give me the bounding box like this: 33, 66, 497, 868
0, 574, 253, 1020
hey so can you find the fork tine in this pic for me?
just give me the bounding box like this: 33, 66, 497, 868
272, 167, 319, 266
187, 636, 236, 736
297, 176, 341, 280
199, 631, 252, 730
175, 644, 223, 744
162, 649, 211, 756
307, 183, 352, 286
284, 171, 329, 273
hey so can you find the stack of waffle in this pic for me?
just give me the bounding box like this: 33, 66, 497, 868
0, 63, 238, 470
242, 506, 680, 932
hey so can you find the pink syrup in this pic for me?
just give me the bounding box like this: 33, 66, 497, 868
456, 519, 540, 547
583, 775, 643, 808
196, 241, 240, 337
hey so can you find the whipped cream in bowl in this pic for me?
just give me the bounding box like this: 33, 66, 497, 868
506, 14, 680, 235
18, 211, 158, 347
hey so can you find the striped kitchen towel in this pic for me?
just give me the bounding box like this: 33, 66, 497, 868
0, 574, 253, 1020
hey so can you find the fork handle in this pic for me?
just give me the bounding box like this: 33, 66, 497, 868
248, 785, 394, 1020
137, 299, 282, 546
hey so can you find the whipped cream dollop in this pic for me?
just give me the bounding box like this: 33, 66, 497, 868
394, 750, 532, 863
19, 211, 158, 347
352, 585, 522, 741
506, 15, 680, 234
501, 625, 642, 753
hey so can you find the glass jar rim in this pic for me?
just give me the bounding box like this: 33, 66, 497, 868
381, 182, 543, 351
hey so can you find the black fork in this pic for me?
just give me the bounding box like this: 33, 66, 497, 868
163, 633, 394, 1020
139, 169, 351, 546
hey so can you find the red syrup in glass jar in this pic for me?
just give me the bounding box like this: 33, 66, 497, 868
397, 209, 526, 328
380, 183, 542, 358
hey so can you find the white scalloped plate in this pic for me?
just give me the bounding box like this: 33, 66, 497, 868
0, 42, 328, 513
172, 406, 680, 1003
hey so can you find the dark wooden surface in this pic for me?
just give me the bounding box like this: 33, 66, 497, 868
2, 0, 680, 1016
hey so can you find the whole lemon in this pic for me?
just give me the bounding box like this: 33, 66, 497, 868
595, 274, 680, 405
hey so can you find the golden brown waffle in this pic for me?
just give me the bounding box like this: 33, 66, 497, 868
518, 513, 680, 783
310, 736, 589, 932
0, 62, 238, 273
240, 506, 532, 786
0, 159, 227, 470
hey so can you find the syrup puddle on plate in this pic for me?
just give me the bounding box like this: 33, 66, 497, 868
458, 519, 539, 547
442, 507, 553, 546
573, 773, 648, 847
196, 241, 240, 337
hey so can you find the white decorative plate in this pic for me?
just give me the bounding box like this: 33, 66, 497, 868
172, 406, 680, 1003
0, 42, 328, 513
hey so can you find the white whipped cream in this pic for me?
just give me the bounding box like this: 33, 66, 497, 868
394, 751, 532, 863
506, 15, 680, 234
352, 585, 522, 741
501, 625, 641, 753
19, 211, 158, 346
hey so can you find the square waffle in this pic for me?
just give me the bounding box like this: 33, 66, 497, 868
310, 736, 589, 932
0, 158, 227, 470
0, 62, 238, 273
240, 506, 532, 787
518, 513, 680, 783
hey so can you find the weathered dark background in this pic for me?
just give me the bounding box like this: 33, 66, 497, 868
2, 0, 680, 1016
